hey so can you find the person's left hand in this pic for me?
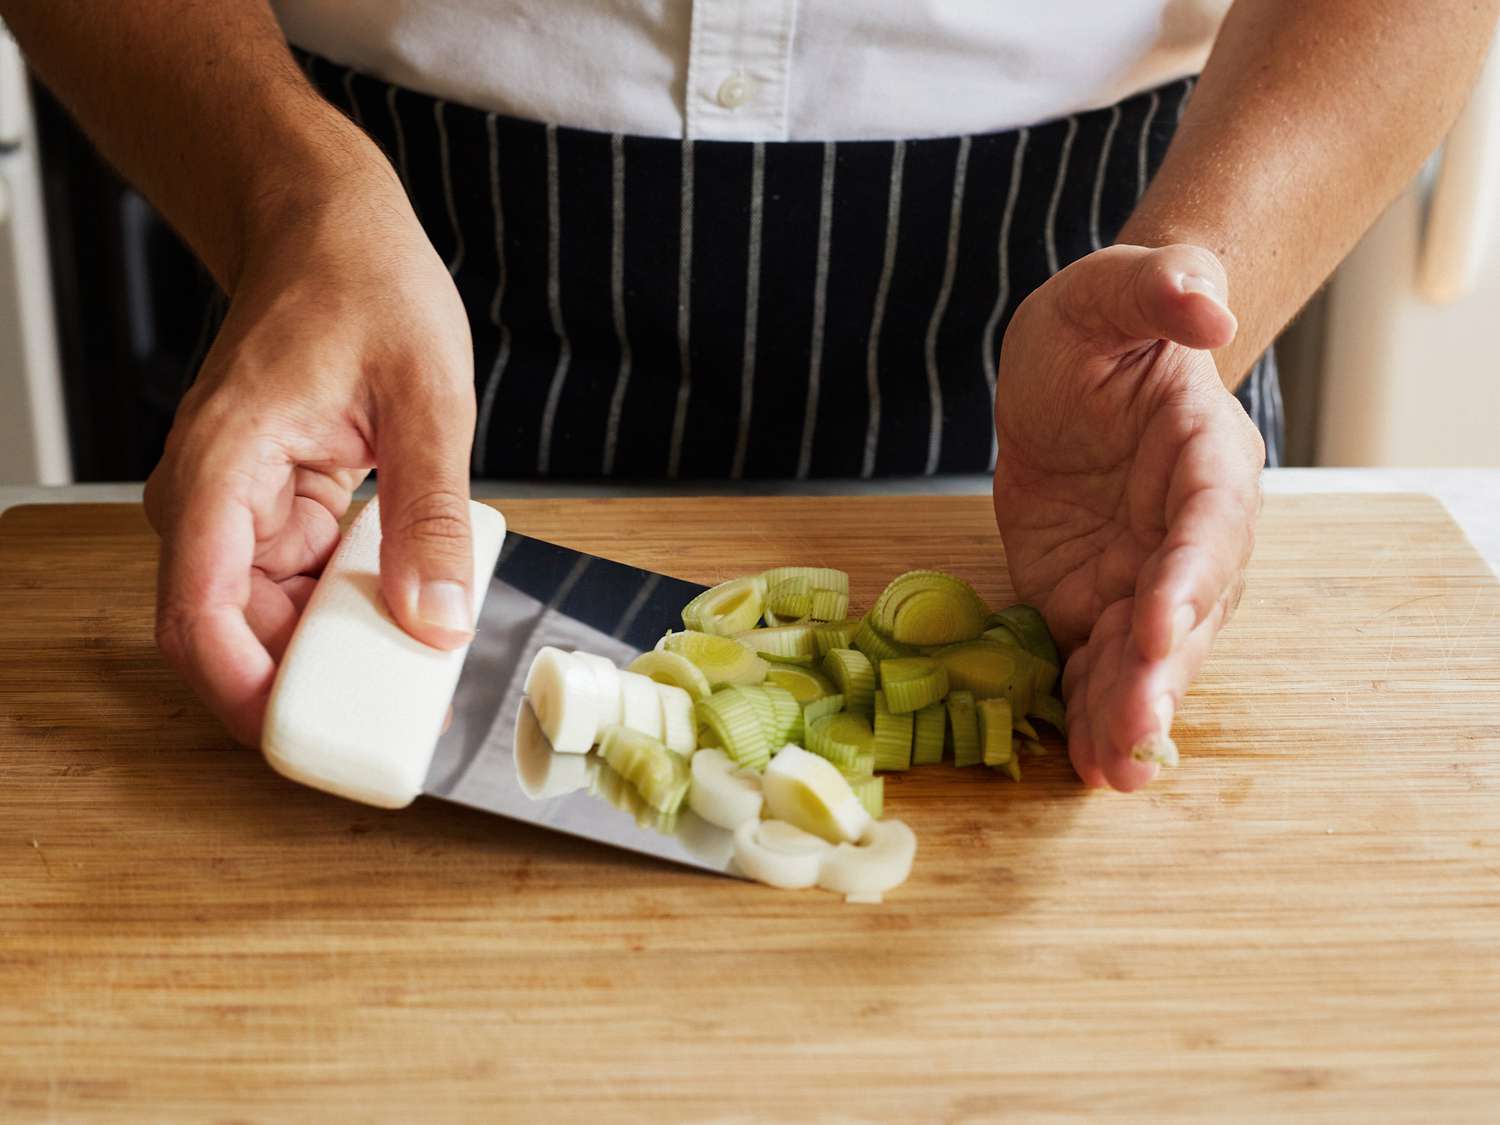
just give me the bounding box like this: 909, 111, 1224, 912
992, 244, 1264, 791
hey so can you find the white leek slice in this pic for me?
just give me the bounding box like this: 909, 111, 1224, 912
688, 747, 764, 830
817, 819, 917, 898
523, 647, 600, 754
656, 681, 698, 755
761, 744, 871, 844
733, 818, 833, 890
572, 651, 624, 729
618, 670, 665, 741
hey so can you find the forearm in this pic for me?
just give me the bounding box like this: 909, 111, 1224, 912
2, 1, 396, 289
1120, 0, 1500, 386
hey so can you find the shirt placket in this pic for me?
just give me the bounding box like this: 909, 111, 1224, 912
685, 0, 799, 141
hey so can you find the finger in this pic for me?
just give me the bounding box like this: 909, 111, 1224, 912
1132, 409, 1262, 660
1055, 244, 1238, 355
374, 377, 478, 650
155, 486, 277, 746
1095, 601, 1226, 792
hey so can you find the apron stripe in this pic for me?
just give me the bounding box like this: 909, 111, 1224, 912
667, 139, 696, 479
434, 101, 466, 276
796, 142, 836, 480
860, 141, 906, 478
1045, 115, 1080, 277
1090, 104, 1123, 251
730, 142, 767, 480
923, 135, 971, 475
1136, 89, 1161, 200
602, 133, 632, 477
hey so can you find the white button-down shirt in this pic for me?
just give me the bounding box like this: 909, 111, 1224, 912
274, 1, 1229, 141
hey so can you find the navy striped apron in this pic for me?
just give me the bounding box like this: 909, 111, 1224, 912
274, 51, 1285, 476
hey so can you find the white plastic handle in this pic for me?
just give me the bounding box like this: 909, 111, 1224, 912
1417, 42, 1500, 304
262, 499, 508, 808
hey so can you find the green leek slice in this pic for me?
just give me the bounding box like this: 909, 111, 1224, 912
681, 575, 766, 636
946, 690, 981, 767
761, 744, 872, 844
878, 656, 950, 714
766, 665, 837, 704
734, 623, 819, 660
627, 650, 713, 702
805, 711, 874, 771
696, 689, 773, 771
872, 690, 914, 771
823, 648, 876, 715
599, 725, 691, 815
658, 630, 769, 688
850, 775, 885, 819
977, 697, 1016, 774
814, 619, 862, 655
986, 604, 1060, 668
852, 618, 918, 663
1030, 694, 1067, 733
912, 701, 946, 765
870, 570, 989, 646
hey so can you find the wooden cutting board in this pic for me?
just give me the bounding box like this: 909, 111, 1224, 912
2, 495, 1497, 1123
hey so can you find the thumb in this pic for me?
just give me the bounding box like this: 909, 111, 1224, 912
1054, 243, 1238, 355
374, 384, 477, 650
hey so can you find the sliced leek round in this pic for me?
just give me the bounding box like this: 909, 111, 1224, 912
872, 690, 914, 772
657, 630, 769, 688
656, 681, 698, 755
599, 725, 691, 814
761, 744, 872, 844
627, 650, 713, 702
681, 575, 766, 636
878, 656, 950, 714
817, 819, 917, 898
571, 651, 625, 729
688, 747, 764, 830
523, 646, 600, 754
618, 670, 665, 742
823, 647, 876, 715
911, 701, 946, 766
733, 818, 832, 890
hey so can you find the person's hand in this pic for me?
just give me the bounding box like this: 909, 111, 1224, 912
993, 244, 1264, 791
145, 158, 477, 746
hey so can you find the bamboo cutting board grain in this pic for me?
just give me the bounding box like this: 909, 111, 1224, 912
1, 495, 1497, 1123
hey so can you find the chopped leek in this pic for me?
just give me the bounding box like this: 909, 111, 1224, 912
878, 656, 950, 714
870, 570, 989, 646
688, 747, 764, 830
658, 630, 769, 688
817, 819, 917, 898
852, 618, 917, 663
733, 819, 832, 889
761, 744, 872, 844
696, 688, 772, 771
850, 775, 885, 819
805, 710, 874, 771
823, 647, 876, 715
986, 604, 1060, 668
681, 575, 766, 636
872, 691, 914, 772
912, 701, 946, 765
946, 690, 981, 767
766, 664, 837, 704
627, 650, 713, 702
599, 725, 691, 814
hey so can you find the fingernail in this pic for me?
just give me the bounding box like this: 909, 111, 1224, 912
1178, 272, 1228, 310
419, 580, 472, 634
1154, 694, 1176, 737
1170, 604, 1197, 650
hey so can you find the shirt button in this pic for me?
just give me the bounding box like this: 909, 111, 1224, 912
716, 72, 753, 110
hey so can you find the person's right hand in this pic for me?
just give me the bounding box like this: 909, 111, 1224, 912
145, 158, 477, 747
